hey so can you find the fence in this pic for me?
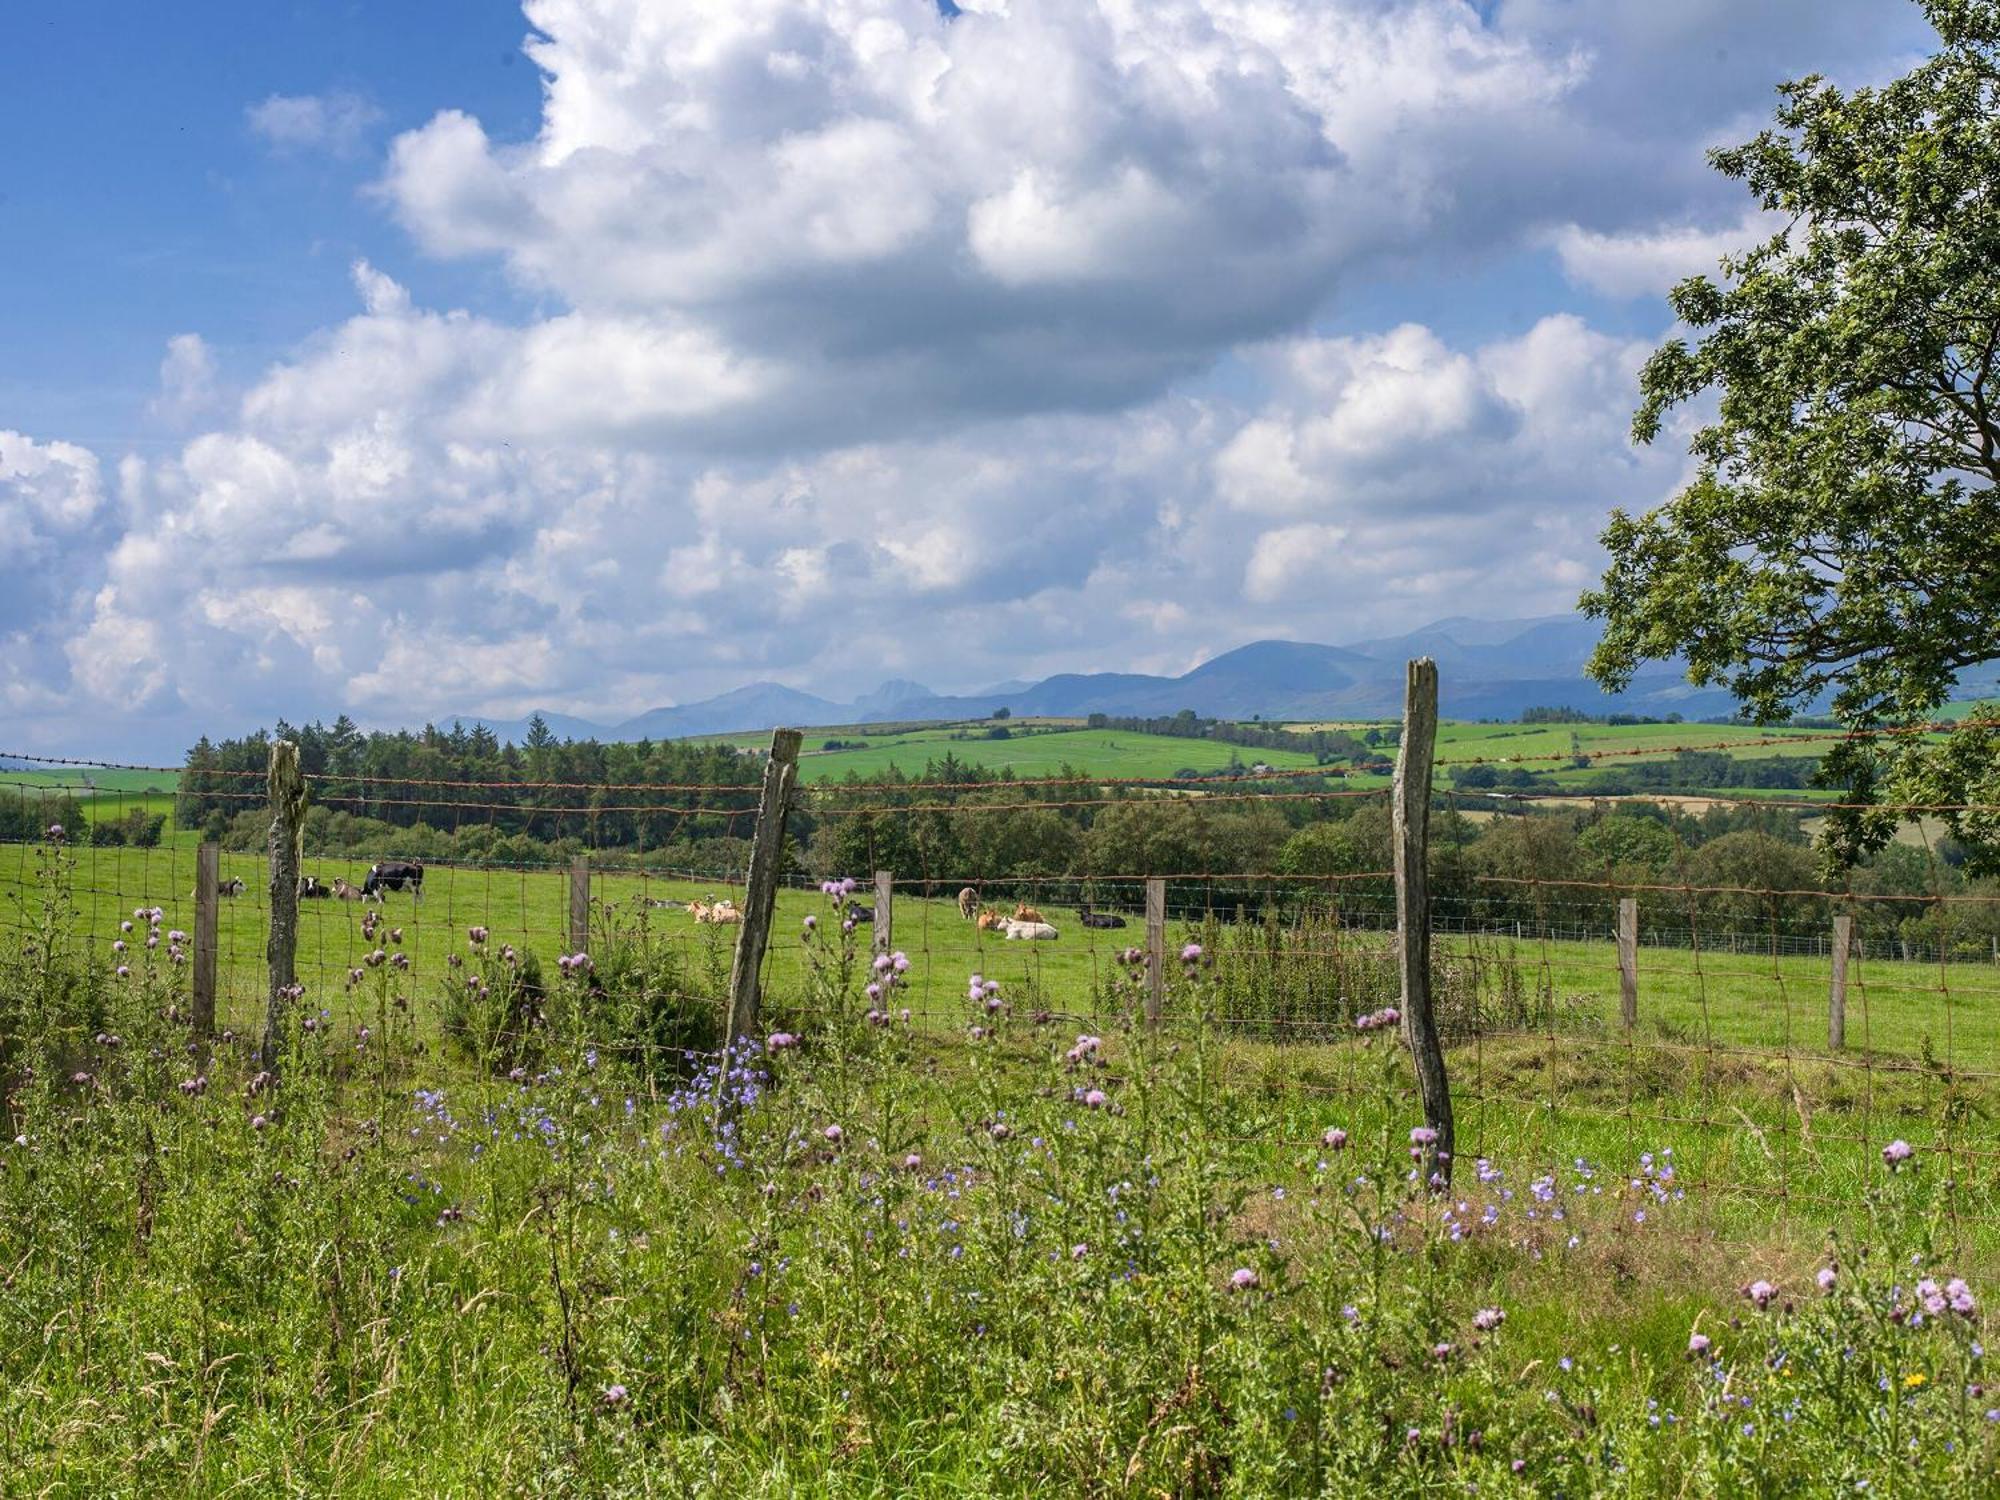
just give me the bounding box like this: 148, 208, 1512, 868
8, 668, 2000, 1243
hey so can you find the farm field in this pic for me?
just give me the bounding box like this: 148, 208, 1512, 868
7, 837, 2000, 1491
14, 840, 2000, 1076
713, 723, 1330, 783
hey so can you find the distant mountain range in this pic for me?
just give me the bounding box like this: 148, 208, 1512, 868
447, 615, 1783, 746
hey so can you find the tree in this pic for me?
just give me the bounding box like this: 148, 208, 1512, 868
1583, 0, 2000, 869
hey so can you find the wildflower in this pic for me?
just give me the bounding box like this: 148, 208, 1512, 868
903, 1153, 922, 1171
602, 1383, 629, 1408
468, 926, 488, 944
389, 927, 403, 944
1905, 1373, 1927, 1390
1949, 1278, 1976, 1316
1322, 1127, 1348, 1150
1180, 942, 1203, 963
250, 1114, 269, 1131
892, 951, 910, 973
989, 1123, 1011, 1141
1072, 1243, 1088, 1260
365, 949, 387, 969
115, 965, 131, 979
112, 939, 127, 953
1883, 1139, 1915, 1167
803, 914, 817, 931
1410, 1126, 1439, 1146
1688, 1331, 1712, 1357
1082, 1088, 1108, 1109
1744, 1280, 1777, 1310
767, 1033, 797, 1051
1473, 1307, 1505, 1332
120, 919, 133, 933
873, 954, 893, 973
823, 1124, 844, 1145
1817, 1266, 1838, 1294
1432, 1342, 1453, 1360
45, 823, 63, 842
1229, 1267, 1259, 1291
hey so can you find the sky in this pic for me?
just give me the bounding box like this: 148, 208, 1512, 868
0, 0, 1941, 758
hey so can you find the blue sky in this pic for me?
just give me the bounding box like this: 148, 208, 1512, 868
0, 0, 1939, 756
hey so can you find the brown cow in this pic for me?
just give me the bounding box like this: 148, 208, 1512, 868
976, 908, 1007, 932
1013, 903, 1044, 924
331, 878, 368, 902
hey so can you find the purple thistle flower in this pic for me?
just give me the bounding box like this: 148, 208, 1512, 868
1410, 1126, 1439, 1147
1883, 1139, 1915, 1167
1322, 1127, 1349, 1149
767, 1033, 797, 1051
1744, 1280, 1777, 1310
1817, 1266, 1837, 1294
1083, 1089, 1108, 1110
1229, 1267, 1258, 1291
602, 1384, 628, 1408
1688, 1331, 1712, 1357
1473, 1307, 1505, 1332
823, 1124, 843, 1145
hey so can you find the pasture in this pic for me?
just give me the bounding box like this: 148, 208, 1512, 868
7, 834, 2000, 1491
11, 830, 2000, 1491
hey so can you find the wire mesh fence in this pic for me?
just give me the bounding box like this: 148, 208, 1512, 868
8, 738, 2000, 1247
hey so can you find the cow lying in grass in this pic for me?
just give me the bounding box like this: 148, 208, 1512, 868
1004, 919, 1058, 941
690, 898, 742, 924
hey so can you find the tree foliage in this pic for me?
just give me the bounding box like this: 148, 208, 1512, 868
1583, 0, 2000, 867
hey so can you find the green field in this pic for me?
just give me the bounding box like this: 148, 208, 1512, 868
8, 837, 2000, 1490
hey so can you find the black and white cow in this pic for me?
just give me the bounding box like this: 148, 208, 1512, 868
362, 860, 425, 901
298, 875, 332, 899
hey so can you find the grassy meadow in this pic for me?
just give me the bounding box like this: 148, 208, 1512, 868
7, 834, 2000, 1492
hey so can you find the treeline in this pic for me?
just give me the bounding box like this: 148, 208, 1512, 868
1082, 709, 1376, 765
179, 714, 765, 850
0, 792, 162, 848
1450, 750, 1823, 793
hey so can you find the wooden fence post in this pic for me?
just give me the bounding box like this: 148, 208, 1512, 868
874, 869, 894, 958
569, 856, 590, 956
1829, 913, 1853, 1052
1394, 658, 1454, 1191
193, 842, 219, 1038
262, 741, 307, 1070
1145, 877, 1167, 1028
1617, 897, 1639, 1031
726, 729, 803, 1049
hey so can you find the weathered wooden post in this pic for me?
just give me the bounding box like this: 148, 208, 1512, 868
725, 729, 803, 1049
1145, 876, 1167, 1027
1617, 897, 1639, 1031
569, 856, 590, 956
1394, 659, 1454, 1191
192, 842, 220, 1038
262, 740, 307, 1069
1829, 913, 1853, 1052
873, 870, 894, 958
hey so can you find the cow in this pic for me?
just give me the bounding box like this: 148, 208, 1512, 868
298, 875, 332, 899
363, 860, 424, 902
192, 875, 245, 899
976, 908, 1007, 932
331, 878, 368, 902
1004, 919, 1059, 941
691, 898, 742, 925
958, 887, 979, 920
1013, 903, 1044, 924
1076, 905, 1127, 929
845, 902, 874, 924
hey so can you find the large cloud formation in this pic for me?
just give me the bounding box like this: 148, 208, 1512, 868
7, 0, 1926, 753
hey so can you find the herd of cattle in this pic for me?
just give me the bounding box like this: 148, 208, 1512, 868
200, 860, 425, 904
196, 865, 1134, 941
955, 887, 1127, 941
